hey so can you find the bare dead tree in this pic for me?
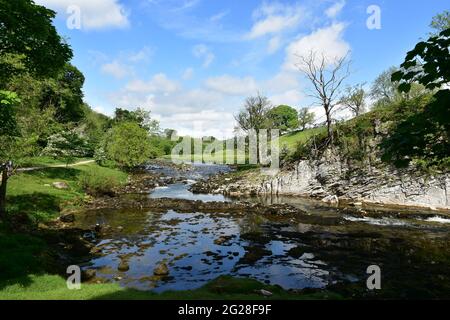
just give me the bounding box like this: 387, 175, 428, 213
295, 51, 351, 142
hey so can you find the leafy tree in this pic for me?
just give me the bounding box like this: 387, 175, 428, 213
384, 28, 450, 169
297, 107, 315, 131
40, 63, 85, 123
430, 10, 450, 34
296, 51, 351, 142
164, 128, 178, 140
340, 84, 367, 116
370, 67, 400, 105
267, 105, 299, 133
234, 93, 272, 163
0, 0, 73, 78
105, 122, 152, 169
391, 29, 450, 92
42, 130, 89, 165
0, 90, 21, 218
114, 107, 160, 134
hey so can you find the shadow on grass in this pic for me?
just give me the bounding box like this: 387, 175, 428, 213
23, 167, 82, 180
7, 193, 62, 217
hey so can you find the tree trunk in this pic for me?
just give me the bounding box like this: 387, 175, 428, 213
256, 131, 260, 164
325, 107, 333, 142
0, 164, 8, 218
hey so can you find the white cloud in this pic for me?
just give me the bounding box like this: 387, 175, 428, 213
283, 23, 350, 71
205, 75, 258, 96
192, 44, 215, 68
325, 0, 346, 19
182, 67, 194, 80
125, 73, 179, 94
269, 89, 303, 107
246, 2, 306, 39
35, 0, 129, 30
267, 36, 282, 54
128, 46, 153, 63
100, 60, 131, 79
210, 10, 229, 22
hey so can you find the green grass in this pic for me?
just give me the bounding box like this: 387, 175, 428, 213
277, 127, 326, 151
15, 156, 92, 168
6, 162, 128, 221
0, 274, 341, 300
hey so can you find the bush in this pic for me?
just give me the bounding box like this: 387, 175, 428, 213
78, 170, 120, 196
104, 122, 152, 169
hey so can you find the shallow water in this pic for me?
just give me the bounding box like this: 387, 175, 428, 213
77, 163, 450, 297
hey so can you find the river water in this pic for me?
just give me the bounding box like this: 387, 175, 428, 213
75, 163, 450, 298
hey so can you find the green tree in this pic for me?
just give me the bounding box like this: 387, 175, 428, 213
384, 28, 450, 169
0, 90, 21, 218
0, 0, 73, 78
114, 107, 160, 134
340, 84, 367, 116
430, 10, 450, 34
267, 105, 299, 133
370, 67, 400, 105
105, 122, 152, 169
297, 108, 315, 131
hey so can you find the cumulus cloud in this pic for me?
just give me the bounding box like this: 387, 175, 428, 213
246, 2, 306, 39
125, 73, 179, 94
35, 0, 129, 30
100, 60, 131, 79
192, 44, 215, 68
205, 75, 258, 96
283, 23, 350, 71
325, 0, 346, 19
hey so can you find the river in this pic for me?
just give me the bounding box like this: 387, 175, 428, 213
74, 163, 450, 298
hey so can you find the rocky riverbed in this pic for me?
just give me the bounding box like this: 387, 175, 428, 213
56, 160, 450, 298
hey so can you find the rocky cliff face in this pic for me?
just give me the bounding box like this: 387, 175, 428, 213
199, 149, 450, 211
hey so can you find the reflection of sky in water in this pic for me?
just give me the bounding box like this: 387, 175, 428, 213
79, 163, 450, 293
84, 209, 333, 292
149, 183, 231, 202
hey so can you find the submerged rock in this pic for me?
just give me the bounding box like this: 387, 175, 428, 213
118, 260, 130, 272
153, 262, 169, 276
82, 269, 97, 281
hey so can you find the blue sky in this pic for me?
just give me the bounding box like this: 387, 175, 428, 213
36, 0, 449, 138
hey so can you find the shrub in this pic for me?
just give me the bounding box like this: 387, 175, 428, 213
78, 170, 120, 196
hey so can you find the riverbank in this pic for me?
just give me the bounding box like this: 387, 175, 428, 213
1, 160, 326, 300
2, 159, 449, 300
191, 152, 450, 213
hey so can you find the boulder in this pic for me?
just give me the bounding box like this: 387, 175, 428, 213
60, 213, 75, 223
321, 195, 339, 204
52, 182, 69, 189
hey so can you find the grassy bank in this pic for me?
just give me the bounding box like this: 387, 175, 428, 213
6, 161, 127, 222
0, 160, 128, 286
1, 159, 335, 300
0, 274, 341, 300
